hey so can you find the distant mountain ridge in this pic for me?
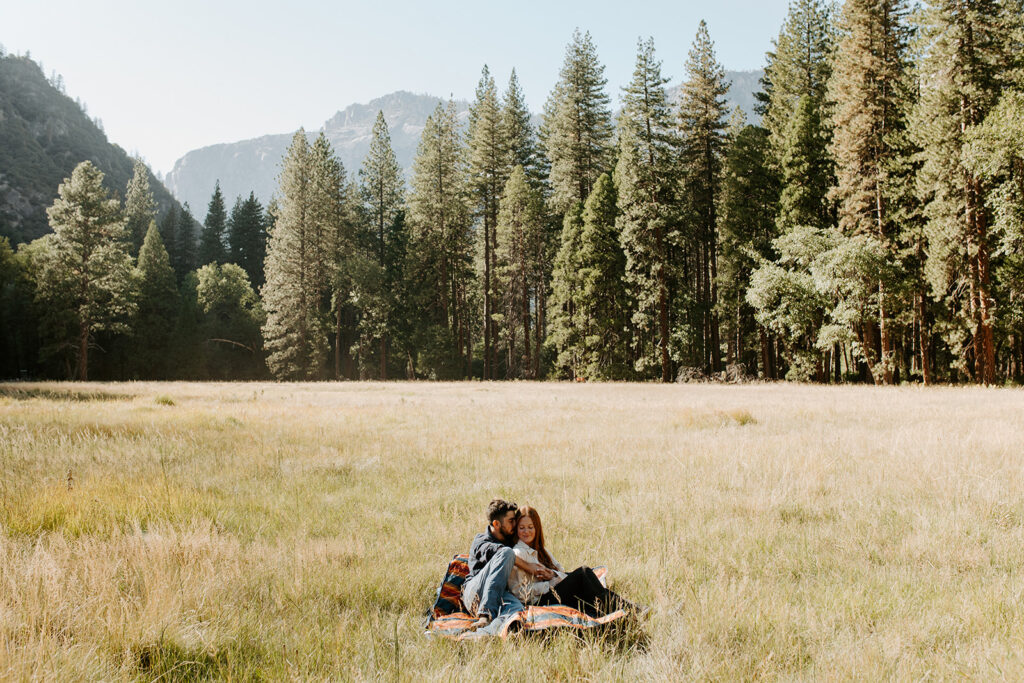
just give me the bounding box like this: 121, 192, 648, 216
166, 70, 762, 213
166, 92, 471, 216
0, 54, 179, 245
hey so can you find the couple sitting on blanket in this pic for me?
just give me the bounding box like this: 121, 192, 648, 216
460, 498, 636, 633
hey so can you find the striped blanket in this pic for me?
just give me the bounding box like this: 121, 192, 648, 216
426, 554, 628, 639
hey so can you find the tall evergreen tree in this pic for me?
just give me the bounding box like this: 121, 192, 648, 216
503, 69, 553, 373
678, 20, 730, 374
778, 96, 833, 231
358, 111, 405, 378
616, 38, 682, 382
262, 130, 341, 379
965, 90, 1024, 380
718, 121, 782, 377
159, 204, 178, 272
199, 181, 227, 266
174, 203, 198, 280
541, 29, 615, 215
546, 204, 585, 377
407, 101, 473, 378
503, 69, 544, 187
495, 166, 546, 377
913, 0, 1015, 384
468, 66, 509, 379
752, 0, 837, 382
130, 220, 178, 378
829, 0, 912, 385
124, 158, 157, 257
307, 132, 343, 319
578, 172, 631, 379
227, 192, 267, 290
760, 0, 836, 153
38, 161, 134, 380
360, 112, 404, 269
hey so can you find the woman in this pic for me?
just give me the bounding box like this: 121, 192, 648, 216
508, 506, 635, 617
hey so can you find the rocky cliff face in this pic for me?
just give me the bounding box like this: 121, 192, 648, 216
165, 92, 470, 213
166, 71, 761, 213
0, 54, 178, 245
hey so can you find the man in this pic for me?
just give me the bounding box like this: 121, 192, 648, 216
461, 499, 554, 632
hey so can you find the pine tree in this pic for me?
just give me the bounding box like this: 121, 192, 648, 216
913, 0, 1015, 384
227, 192, 267, 290
360, 111, 404, 269
406, 101, 473, 378
124, 158, 156, 257
131, 220, 178, 378
760, 0, 836, 153
541, 29, 615, 215
718, 121, 781, 377
159, 204, 178, 272
503, 69, 543, 187
495, 166, 545, 377
199, 181, 227, 266
174, 203, 198, 279
546, 204, 585, 377
262, 129, 340, 379
358, 111, 405, 378
678, 20, 730, 374
39, 161, 134, 380
777, 96, 832, 231
829, 0, 912, 385
578, 172, 630, 379
965, 89, 1024, 380
313, 132, 348, 380
307, 132, 343, 318
468, 65, 510, 379
503, 69, 553, 374
616, 38, 682, 382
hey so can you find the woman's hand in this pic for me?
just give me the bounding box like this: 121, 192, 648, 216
530, 563, 555, 581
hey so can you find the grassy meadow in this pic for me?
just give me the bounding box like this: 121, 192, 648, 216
2, 380, 1024, 680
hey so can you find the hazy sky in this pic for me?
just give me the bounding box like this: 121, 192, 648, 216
3, 0, 790, 175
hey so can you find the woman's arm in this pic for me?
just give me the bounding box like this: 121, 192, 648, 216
513, 544, 555, 579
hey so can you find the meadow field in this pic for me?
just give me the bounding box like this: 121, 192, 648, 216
2, 381, 1024, 680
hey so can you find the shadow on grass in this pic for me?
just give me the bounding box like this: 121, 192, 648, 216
134, 636, 269, 682
0, 385, 132, 402
136, 641, 230, 681
506, 614, 651, 655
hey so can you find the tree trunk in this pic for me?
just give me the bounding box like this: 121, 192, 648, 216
759, 327, 771, 380
484, 212, 492, 380
976, 214, 996, 385
878, 281, 893, 384
522, 260, 531, 378
335, 301, 342, 379
709, 219, 722, 374
918, 289, 931, 385
657, 224, 670, 383
78, 317, 89, 381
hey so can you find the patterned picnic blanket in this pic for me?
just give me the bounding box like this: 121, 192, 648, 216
425, 554, 628, 639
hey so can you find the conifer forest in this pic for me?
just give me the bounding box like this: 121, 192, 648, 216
3, 0, 1024, 385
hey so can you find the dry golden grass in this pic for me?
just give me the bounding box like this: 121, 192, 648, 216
2, 380, 1024, 680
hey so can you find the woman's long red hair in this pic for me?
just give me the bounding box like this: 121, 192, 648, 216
518, 506, 556, 570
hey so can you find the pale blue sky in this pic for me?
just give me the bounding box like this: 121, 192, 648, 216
3, 0, 790, 175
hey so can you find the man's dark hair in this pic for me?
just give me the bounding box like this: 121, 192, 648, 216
487, 498, 518, 523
